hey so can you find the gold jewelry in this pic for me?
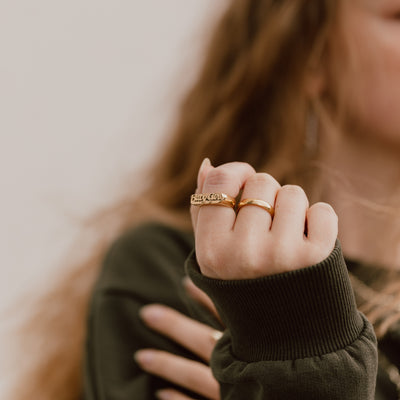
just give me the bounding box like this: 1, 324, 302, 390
237, 198, 275, 217
190, 193, 236, 208
210, 330, 223, 342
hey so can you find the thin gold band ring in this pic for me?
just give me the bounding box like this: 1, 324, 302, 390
237, 198, 275, 217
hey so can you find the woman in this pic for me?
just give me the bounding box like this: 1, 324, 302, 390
16, 0, 400, 399
84, 0, 400, 397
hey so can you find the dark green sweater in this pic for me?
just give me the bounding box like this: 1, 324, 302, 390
83, 222, 397, 399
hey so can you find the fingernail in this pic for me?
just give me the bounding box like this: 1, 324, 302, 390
197, 158, 212, 190
139, 305, 164, 323
199, 157, 211, 173
134, 350, 155, 366
155, 390, 171, 400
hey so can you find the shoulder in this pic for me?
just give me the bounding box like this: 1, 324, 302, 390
111, 221, 193, 257
95, 221, 194, 293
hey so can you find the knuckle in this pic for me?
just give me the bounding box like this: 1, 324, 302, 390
196, 251, 214, 271
196, 244, 226, 271
245, 173, 280, 189
281, 184, 305, 197
229, 161, 255, 172
308, 243, 334, 265
279, 185, 309, 206
312, 202, 338, 219
268, 240, 297, 270
231, 236, 258, 264
204, 167, 231, 188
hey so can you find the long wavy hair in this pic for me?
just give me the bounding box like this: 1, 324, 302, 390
8, 1, 398, 399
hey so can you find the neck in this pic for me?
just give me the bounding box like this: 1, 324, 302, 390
322, 132, 400, 269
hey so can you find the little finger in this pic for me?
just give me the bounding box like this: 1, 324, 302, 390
306, 202, 338, 256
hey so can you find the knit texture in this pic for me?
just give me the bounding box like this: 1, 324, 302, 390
187, 240, 364, 361
84, 223, 380, 399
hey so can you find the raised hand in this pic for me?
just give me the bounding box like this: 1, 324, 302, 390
191, 159, 338, 279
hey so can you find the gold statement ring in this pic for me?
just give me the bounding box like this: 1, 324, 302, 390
190, 193, 236, 209
237, 198, 275, 217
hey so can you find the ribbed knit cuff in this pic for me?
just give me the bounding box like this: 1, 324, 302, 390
185, 240, 364, 362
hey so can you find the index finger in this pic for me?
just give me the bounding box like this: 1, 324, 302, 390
183, 276, 223, 325
194, 162, 255, 235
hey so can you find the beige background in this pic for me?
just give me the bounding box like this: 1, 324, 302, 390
0, 0, 226, 395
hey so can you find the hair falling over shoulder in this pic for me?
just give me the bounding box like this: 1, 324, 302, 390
11, 1, 396, 399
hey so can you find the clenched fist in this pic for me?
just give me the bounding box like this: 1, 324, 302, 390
190, 159, 338, 280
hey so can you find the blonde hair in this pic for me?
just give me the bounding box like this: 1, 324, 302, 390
9, 1, 397, 399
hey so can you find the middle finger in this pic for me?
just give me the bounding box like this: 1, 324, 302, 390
140, 304, 223, 362
234, 173, 280, 235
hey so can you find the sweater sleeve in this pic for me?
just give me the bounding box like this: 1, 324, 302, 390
186, 240, 378, 399
83, 223, 205, 400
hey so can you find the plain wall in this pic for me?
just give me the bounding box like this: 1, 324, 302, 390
0, 0, 225, 396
